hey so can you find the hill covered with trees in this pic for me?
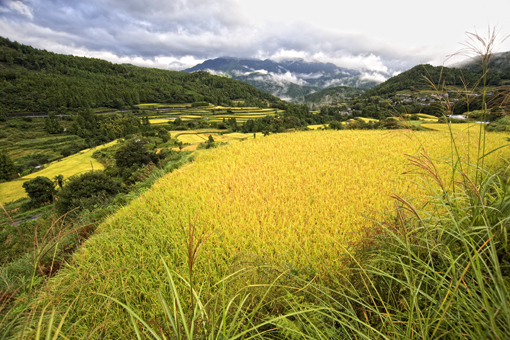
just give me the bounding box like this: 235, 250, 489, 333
362, 64, 481, 98
304, 86, 366, 104
0, 37, 285, 114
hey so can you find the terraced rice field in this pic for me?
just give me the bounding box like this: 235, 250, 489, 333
0, 141, 117, 203
38, 129, 510, 337
307, 124, 329, 130
136, 103, 191, 108
174, 131, 261, 145
148, 118, 172, 124
421, 123, 483, 132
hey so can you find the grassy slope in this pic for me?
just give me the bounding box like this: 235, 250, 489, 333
35, 129, 510, 338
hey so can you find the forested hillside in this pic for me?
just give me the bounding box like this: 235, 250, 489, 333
0, 37, 284, 113
362, 64, 481, 98
456, 51, 510, 85
304, 86, 366, 104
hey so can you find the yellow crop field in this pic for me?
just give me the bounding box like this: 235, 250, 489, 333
148, 118, 171, 124
177, 134, 207, 144
39, 129, 510, 336
417, 113, 438, 120
178, 115, 202, 119
358, 117, 379, 123
421, 123, 484, 133
308, 124, 329, 129
136, 103, 190, 108
0, 141, 117, 203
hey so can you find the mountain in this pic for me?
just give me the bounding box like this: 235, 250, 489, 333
184, 57, 381, 102
304, 86, 366, 105
362, 64, 481, 98
453, 51, 510, 86
0, 37, 285, 114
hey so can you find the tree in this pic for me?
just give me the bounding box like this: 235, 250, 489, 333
44, 112, 63, 134
0, 106, 6, 122
159, 128, 169, 143
22, 176, 56, 206
53, 174, 64, 189
114, 140, 152, 171
55, 171, 119, 215
0, 153, 17, 182
206, 134, 215, 149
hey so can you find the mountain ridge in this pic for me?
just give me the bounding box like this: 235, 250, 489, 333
184, 57, 381, 102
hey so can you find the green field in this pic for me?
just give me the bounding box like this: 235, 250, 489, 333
0, 140, 117, 204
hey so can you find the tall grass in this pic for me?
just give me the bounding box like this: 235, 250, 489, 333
281, 28, 510, 339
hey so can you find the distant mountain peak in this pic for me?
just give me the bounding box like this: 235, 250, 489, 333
184, 57, 386, 103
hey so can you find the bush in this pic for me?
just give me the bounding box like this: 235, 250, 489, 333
22, 176, 56, 207
61, 144, 88, 157
0, 152, 18, 181
114, 140, 152, 171
55, 171, 120, 215
191, 101, 209, 107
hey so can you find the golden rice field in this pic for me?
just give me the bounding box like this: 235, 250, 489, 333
416, 113, 439, 120
175, 132, 262, 145
307, 124, 329, 130
39, 129, 509, 336
0, 141, 117, 204
177, 133, 208, 144
136, 103, 191, 108
148, 118, 172, 124
422, 122, 483, 132
358, 117, 379, 123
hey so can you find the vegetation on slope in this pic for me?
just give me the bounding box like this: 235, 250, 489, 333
20, 128, 509, 338
362, 64, 480, 98
0, 37, 285, 114
304, 85, 365, 104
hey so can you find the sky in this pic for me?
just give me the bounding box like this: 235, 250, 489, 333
1, 0, 510, 76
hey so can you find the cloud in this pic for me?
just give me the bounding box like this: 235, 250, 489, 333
360, 72, 389, 83
1, 0, 485, 75
269, 72, 308, 86
0, 0, 33, 19
298, 72, 324, 80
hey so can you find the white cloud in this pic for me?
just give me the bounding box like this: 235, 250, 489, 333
1, 0, 33, 19
269, 72, 308, 86
297, 72, 324, 79
360, 72, 388, 83
1, 0, 510, 77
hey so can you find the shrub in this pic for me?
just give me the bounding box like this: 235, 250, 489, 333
191, 101, 209, 107
114, 140, 151, 171
55, 171, 120, 215
22, 176, 56, 206
0, 152, 18, 181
